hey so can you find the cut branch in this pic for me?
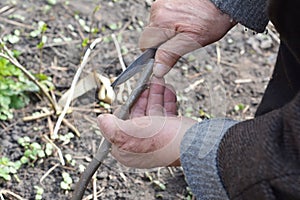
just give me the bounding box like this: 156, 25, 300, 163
71, 59, 154, 200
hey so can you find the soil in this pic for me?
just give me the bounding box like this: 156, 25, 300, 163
0, 0, 279, 199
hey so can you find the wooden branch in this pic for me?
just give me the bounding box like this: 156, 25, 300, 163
71, 59, 154, 200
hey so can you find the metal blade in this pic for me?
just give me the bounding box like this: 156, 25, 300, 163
111, 48, 156, 88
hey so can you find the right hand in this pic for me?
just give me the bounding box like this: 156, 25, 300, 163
139, 0, 236, 77
97, 77, 197, 168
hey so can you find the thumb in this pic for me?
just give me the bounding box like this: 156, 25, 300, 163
153, 32, 203, 77
97, 114, 120, 143
139, 27, 203, 77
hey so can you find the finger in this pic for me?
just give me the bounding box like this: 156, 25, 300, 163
164, 84, 177, 116
97, 114, 168, 148
139, 26, 176, 51
130, 88, 150, 118
146, 77, 166, 116
153, 32, 203, 77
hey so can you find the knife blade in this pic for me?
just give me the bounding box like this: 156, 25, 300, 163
111, 48, 156, 88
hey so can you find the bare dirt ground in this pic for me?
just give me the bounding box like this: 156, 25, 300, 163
0, 0, 279, 199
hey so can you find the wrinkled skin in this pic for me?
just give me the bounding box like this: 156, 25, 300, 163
139, 0, 236, 77
98, 77, 196, 168
98, 0, 236, 168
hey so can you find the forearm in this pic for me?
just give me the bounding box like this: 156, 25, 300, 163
209, 0, 269, 32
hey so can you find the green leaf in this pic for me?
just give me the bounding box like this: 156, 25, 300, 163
64, 176, 73, 184
34, 185, 44, 195
30, 142, 42, 150
153, 180, 166, 191
30, 30, 40, 38
47, 0, 57, 5
45, 143, 53, 156
60, 181, 70, 190
24, 149, 33, 157
35, 194, 43, 200
81, 38, 89, 47
7, 34, 20, 44
10, 95, 26, 109
0, 157, 10, 165
0, 173, 11, 181
35, 73, 49, 81
64, 154, 72, 162
13, 161, 22, 170
9, 166, 17, 174
37, 150, 45, 158
108, 23, 118, 30
62, 172, 70, 179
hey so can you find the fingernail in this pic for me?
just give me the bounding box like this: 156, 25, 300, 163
97, 115, 104, 129
153, 63, 171, 78
97, 114, 110, 131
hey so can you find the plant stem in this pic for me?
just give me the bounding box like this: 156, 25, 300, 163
71, 59, 154, 200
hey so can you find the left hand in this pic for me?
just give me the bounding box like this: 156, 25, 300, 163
97, 77, 197, 168
139, 0, 236, 77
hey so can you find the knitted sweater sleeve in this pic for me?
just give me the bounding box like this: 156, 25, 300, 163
180, 118, 238, 200
210, 0, 269, 32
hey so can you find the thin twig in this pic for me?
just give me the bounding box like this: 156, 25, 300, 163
0, 190, 25, 200
47, 116, 54, 138
0, 16, 35, 29
23, 110, 54, 121
62, 118, 81, 137
82, 188, 104, 200
111, 33, 132, 94
0, 193, 4, 200
72, 59, 154, 200
111, 34, 126, 71
92, 172, 97, 200
216, 42, 221, 66
43, 135, 65, 165
52, 37, 102, 139
40, 163, 60, 185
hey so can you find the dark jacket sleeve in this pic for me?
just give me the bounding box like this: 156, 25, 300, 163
217, 91, 300, 200
209, 0, 269, 32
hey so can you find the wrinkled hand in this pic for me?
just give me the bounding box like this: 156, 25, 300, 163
97, 77, 197, 168
139, 0, 236, 77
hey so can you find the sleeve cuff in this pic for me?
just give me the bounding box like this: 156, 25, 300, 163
210, 0, 269, 32
180, 118, 238, 200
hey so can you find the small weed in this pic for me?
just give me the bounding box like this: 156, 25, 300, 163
17, 136, 53, 166
186, 186, 194, 200
0, 50, 39, 120
34, 185, 44, 200
59, 132, 74, 145
234, 103, 246, 112
152, 180, 166, 191
64, 154, 76, 166
199, 109, 212, 119
60, 172, 73, 190
0, 157, 21, 181
3, 29, 21, 44
0, 136, 54, 182
46, 0, 57, 5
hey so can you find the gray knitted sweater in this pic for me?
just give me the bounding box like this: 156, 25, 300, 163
180, 119, 238, 200
211, 0, 269, 32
